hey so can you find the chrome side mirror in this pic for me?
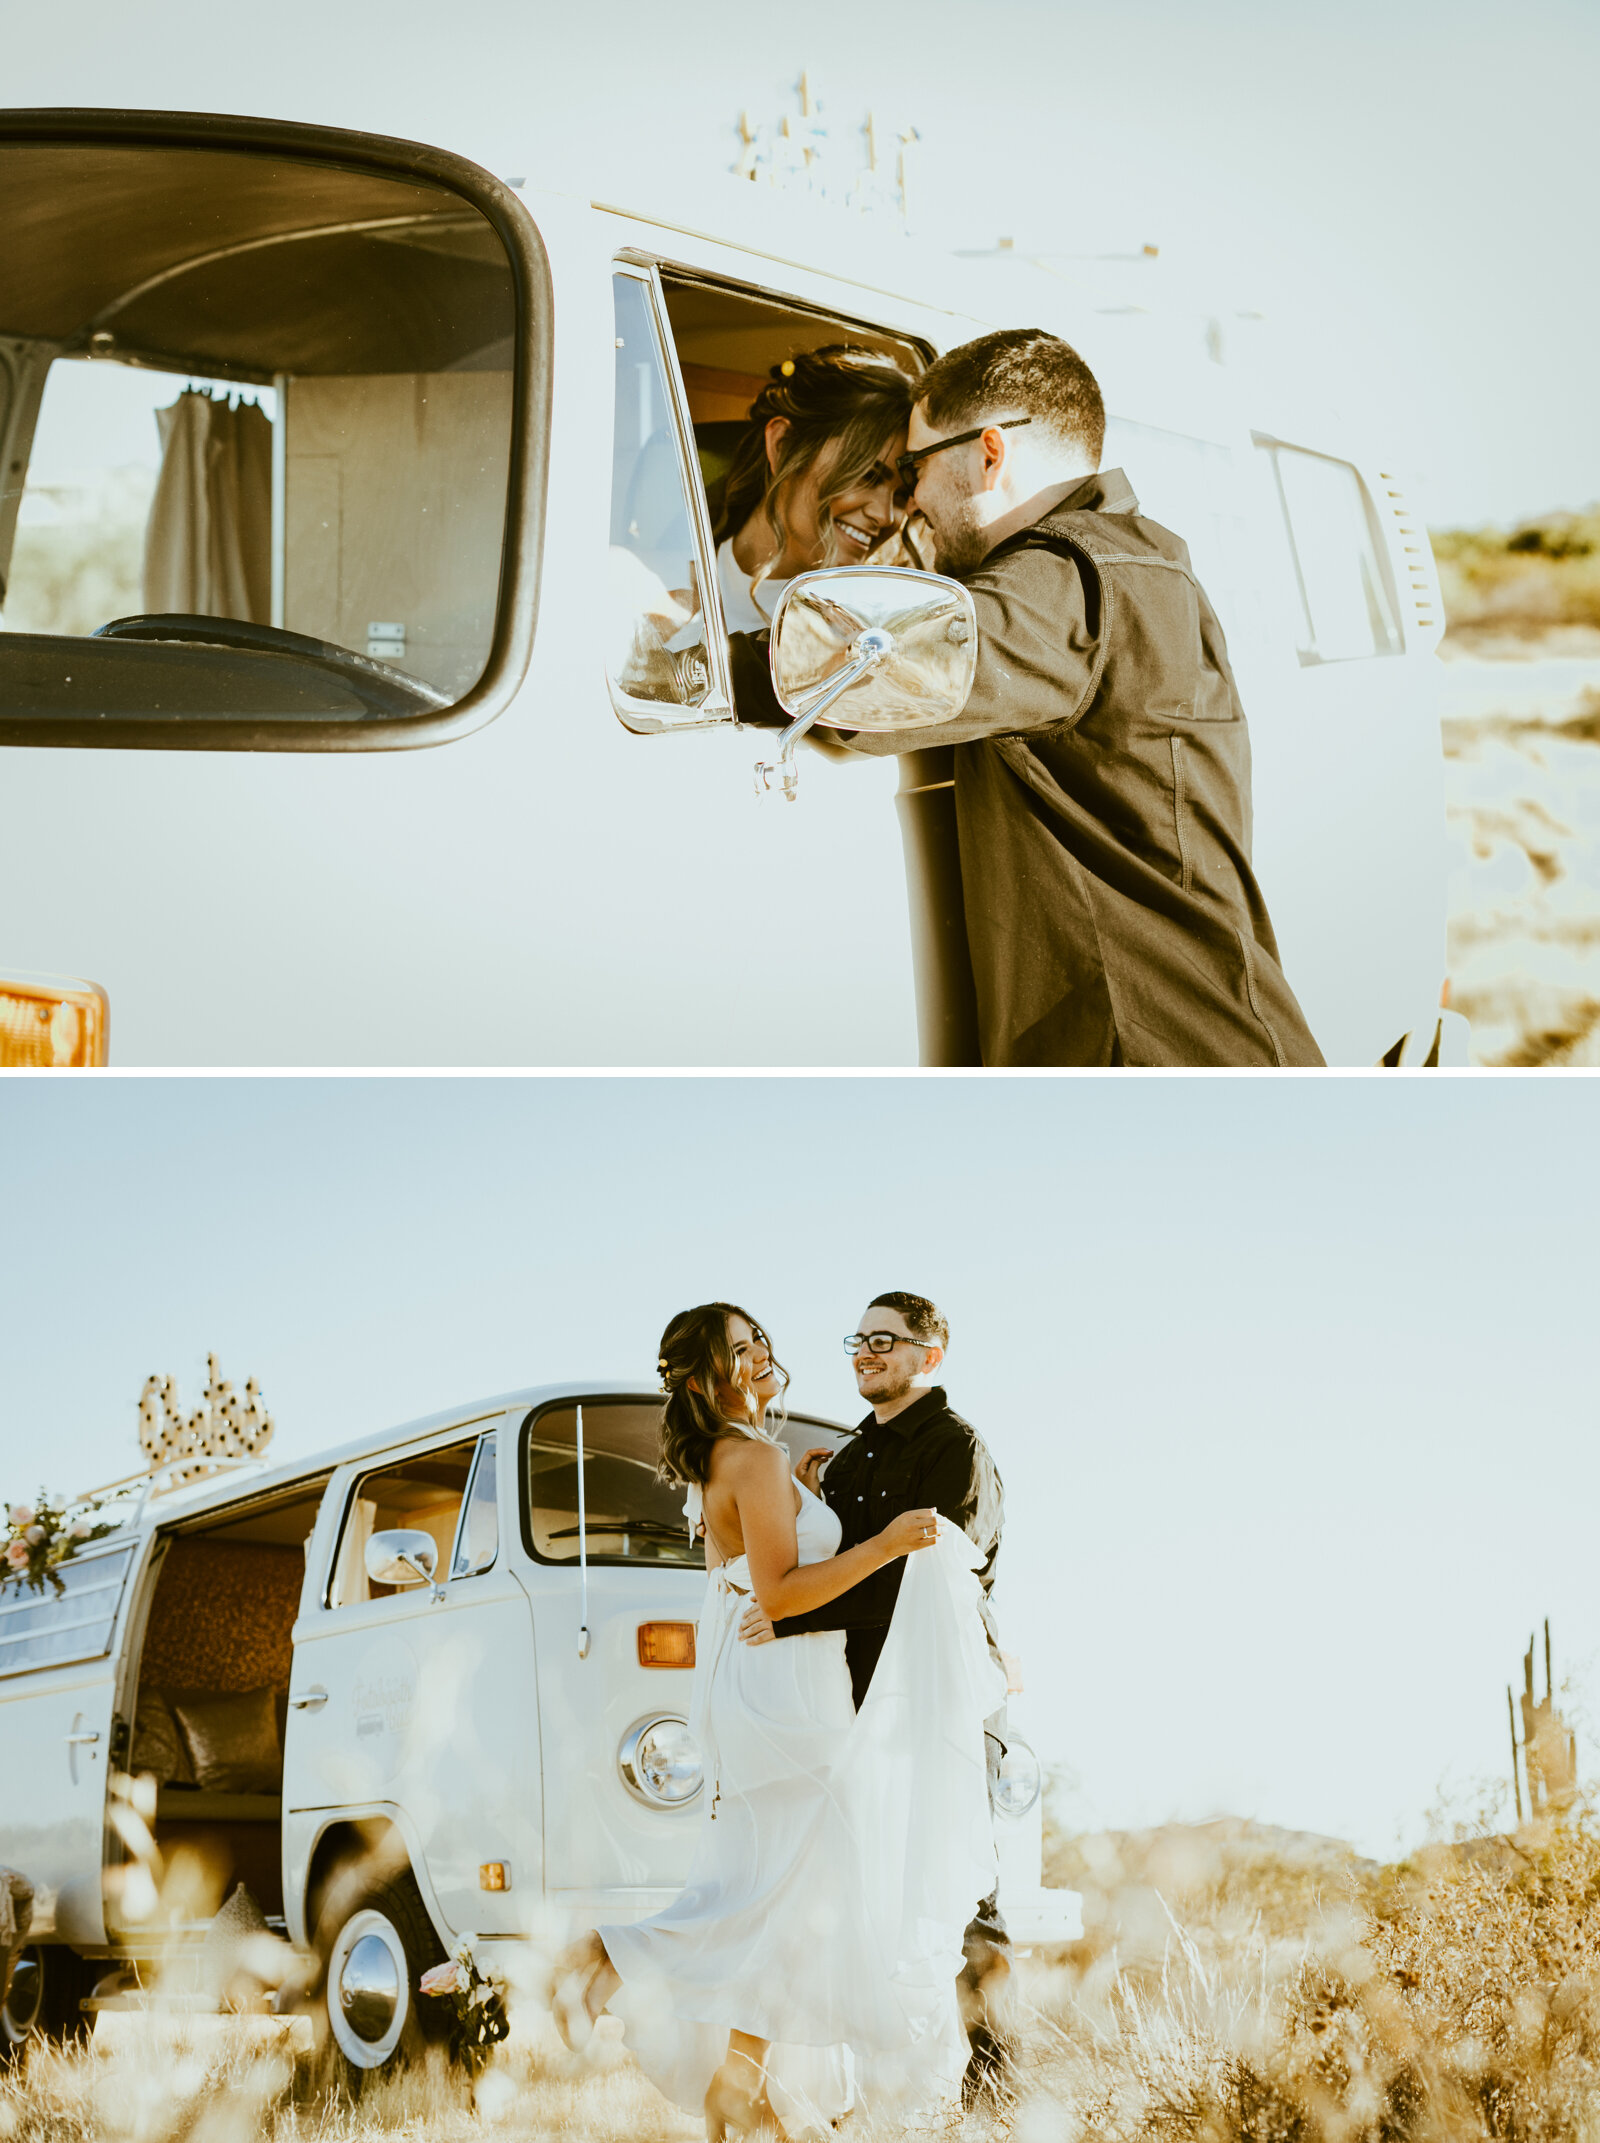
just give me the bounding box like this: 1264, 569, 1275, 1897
754, 567, 977, 801
365, 1529, 440, 1592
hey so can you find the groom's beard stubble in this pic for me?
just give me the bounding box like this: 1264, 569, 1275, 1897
928, 493, 988, 578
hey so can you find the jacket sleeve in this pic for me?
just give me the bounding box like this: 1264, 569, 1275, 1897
727, 630, 786, 727
842, 542, 1101, 752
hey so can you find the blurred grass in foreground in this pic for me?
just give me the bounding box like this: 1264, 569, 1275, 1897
10, 1811, 1600, 2141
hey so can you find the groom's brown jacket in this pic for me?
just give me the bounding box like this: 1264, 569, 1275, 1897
729, 469, 1323, 1068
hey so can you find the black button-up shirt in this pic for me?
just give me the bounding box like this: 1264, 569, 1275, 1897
776, 1385, 1004, 1708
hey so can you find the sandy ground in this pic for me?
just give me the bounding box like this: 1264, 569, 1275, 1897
1438, 645, 1600, 1065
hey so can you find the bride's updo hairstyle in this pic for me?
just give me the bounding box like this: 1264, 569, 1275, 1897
656, 1301, 788, 1487
713, 345, 917, 575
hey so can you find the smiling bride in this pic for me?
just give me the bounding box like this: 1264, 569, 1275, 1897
549, 1301, 1002, 2141
701, 346, 919, 631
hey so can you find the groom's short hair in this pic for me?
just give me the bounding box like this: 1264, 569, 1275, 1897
916, 328, 1105, 467
868, 1291, 949, 1350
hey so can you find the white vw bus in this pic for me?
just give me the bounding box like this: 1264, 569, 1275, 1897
0, 108, 1455, 1069
0, 1385, 1076, 2074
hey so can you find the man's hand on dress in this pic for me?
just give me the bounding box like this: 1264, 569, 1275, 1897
795, 1446, 833, 1495
738, 1603, 776, 1646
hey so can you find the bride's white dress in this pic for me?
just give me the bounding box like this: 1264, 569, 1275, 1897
597, 1455, 1005, 2132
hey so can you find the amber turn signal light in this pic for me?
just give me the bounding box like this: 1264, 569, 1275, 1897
637, 1622, 696, 1668
0, 971, 108, 1068
478, 1862, 510, 1891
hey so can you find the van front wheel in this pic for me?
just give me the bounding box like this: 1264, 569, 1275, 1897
321, 1874, 447, 2085
1, 1944, 94, 2060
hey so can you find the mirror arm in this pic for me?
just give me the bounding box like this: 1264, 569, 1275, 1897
755, 627, 894, 802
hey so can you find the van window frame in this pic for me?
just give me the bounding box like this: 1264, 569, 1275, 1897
0, 107, 552, 756
518, 1392, 706, 1571
515, 1394, 856, 1571
321, 1414, 506, 1611
1252, 433, 1404, 666
606, 261, 736, 734
0, 1534, 140, 1679
607, 252, 935, 738
446, 1427, 500, 1581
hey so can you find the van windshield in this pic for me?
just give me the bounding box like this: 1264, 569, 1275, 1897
523, 1401, 703, 1568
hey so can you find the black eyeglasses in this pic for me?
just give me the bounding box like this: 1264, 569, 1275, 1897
895, 419, 1031, 495
843, 1330, 926, 1356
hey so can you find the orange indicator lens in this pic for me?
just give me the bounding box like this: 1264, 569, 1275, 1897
478, 1862, 509, 1891
0, 972, 108, 1068
637, 1623, 696, 1668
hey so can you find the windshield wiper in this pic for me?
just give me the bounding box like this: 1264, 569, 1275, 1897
546, 1520, 694, 1542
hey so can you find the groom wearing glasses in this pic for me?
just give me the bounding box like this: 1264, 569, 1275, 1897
736, 1288, 1014, 2100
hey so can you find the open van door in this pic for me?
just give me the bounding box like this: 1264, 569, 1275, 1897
0, 1534, 151, 1944
281, 1418, 540, 1944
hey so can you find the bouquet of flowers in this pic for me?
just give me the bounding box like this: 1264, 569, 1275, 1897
419, 1941, 511, 2067
3, 1492, 118, 1597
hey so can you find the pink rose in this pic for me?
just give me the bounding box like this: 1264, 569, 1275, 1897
4, 1542, 28, 1568
7, 1504, 33, 1529
419, 1962, 463, 1997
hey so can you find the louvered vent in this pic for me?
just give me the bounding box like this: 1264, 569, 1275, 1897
1377, 472, 1440, 640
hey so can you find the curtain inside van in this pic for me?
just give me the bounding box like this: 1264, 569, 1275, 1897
142, 389, 272, 622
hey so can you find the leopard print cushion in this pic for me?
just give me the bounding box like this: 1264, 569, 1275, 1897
139, 1539, 302, 1693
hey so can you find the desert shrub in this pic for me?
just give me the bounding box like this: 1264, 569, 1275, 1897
1431, 511, 1600, 637
2, 469, 153, 638
1019, 1812, 1600, 2143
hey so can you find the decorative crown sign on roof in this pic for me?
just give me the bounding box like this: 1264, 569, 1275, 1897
137, 1354, 274, 1484
733, 72, 921, 229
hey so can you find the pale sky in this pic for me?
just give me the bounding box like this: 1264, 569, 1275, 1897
5, 0, 1597, 526
3, 1073, 1593, 1862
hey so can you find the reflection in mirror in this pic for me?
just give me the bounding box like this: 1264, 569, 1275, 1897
0, 143, 516, 721
364, 1529, 440, 1589
770, 567, 977, 732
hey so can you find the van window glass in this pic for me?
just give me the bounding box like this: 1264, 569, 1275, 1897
0, 140, 519, 736
327, 1440, 476, 1608
606, 273, 714, 716
1260, 443, 1401, 663
523, 1401, 704, 1568
450, 1432, 499, 1579
0, 1541, 135, 1676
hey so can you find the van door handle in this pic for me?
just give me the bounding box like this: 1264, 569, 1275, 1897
64, 1730, 101, 1745
289, 1688, 328, 1711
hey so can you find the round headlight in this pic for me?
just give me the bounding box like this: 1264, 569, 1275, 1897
619, 1715, 704, 1806
992, 1735, 1041, 1818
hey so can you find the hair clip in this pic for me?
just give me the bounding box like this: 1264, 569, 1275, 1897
779, 359, 795, 377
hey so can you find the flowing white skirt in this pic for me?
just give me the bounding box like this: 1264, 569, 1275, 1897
598, 1523, 1004, 2132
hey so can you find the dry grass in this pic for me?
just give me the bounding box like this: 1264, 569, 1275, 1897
11, 1813, 1600, 2141
1013, 1810, 1600, 2143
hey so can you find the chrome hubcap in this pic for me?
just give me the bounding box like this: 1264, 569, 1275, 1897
339, 1933, 401, 2043
2, 1948, 42, 2038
